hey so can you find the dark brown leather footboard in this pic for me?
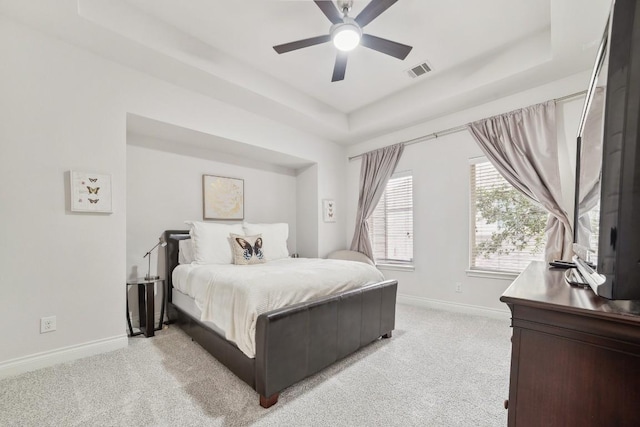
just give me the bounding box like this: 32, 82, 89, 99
255, 279, 397, 402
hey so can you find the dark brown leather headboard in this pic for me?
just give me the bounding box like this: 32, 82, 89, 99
163, 230, 190, 303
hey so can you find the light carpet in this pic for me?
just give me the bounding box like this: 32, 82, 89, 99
0, 304, 511, 426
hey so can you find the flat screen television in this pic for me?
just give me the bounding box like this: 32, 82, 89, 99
573, 0, 640, 300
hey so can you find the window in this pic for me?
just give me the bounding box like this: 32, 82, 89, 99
368, 171, 413, 264
470, 160, 546, 273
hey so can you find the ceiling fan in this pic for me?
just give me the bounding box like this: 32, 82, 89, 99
273, 0, 413, 82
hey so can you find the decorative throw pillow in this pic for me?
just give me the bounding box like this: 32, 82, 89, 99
230, 233, 266, 265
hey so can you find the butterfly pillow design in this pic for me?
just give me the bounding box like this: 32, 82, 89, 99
230, 233, 266, 265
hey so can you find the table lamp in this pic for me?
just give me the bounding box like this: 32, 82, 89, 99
143, 235, 166, 280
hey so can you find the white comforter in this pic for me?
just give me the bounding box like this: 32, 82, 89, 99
172, 258, 385, 358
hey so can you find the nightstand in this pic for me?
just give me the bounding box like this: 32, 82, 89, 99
126, 278, 166, 337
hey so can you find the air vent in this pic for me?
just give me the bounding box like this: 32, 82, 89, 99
406, 61, 432, 78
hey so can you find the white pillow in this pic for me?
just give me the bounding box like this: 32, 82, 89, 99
242, 222, 289, 260
178, 239, 195, 264
186, 221, 244, 264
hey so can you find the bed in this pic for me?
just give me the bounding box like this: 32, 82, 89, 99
163, 229, 398, 408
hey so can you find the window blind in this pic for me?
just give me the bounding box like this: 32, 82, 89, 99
470, 161, 545, 273
368, 171, 413, 263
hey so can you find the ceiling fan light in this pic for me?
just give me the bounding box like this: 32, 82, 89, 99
331, 23, 361, 51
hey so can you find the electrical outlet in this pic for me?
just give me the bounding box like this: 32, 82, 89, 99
455, 282, 462, 293
40, 316, 56, 333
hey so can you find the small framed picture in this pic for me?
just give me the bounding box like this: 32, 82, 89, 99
323, 199, 336, 222
203, 175, 244, 220
70, 171, 112, 213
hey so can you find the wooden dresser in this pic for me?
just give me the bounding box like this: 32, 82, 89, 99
500, 261, 640, 426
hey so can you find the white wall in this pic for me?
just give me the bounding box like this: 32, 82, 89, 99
296, 164, 319, 257
0, 15, 345, 372
0, 19, 128, 366
346, 74, 589, 313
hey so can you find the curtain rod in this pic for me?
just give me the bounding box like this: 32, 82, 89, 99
347, 89, 588, 161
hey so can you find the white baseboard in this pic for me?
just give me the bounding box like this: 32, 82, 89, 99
397, 294, 511, 320
0, 334, 128, 379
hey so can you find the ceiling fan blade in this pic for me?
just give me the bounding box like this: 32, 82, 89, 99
314, 0, 343, 24
355, 0, 398, 27
273, 35, 331, 54
332, 51, 348, 82
360, 34, 412, 60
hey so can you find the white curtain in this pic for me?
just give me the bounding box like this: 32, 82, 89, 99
350, 143, 404, 260
467, 101, 572, 262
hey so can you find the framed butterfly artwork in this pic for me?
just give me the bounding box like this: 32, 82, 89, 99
323, 199, 336, 223
70, 171, 113, 213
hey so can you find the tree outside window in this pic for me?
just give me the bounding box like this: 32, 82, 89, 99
470, 160, 546, 273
